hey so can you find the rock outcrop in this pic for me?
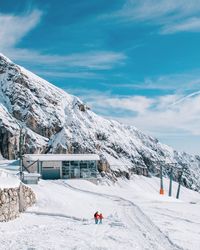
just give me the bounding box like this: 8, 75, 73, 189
0, 183, 36, 222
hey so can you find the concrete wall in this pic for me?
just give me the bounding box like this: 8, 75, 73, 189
42, 161, 61, 168
0, 184, 36, 222
23, 158, 61, 173
23, 158, 38, 173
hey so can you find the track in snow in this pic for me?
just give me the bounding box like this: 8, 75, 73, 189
56, 180, 182, 250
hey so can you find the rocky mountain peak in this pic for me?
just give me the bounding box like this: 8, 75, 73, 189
0, 54, 200, 191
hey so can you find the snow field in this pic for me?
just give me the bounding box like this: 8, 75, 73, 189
0, 175, 200, 250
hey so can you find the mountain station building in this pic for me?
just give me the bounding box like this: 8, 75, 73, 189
23, 154, 100, 180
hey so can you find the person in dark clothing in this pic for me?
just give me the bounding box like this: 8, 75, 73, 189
94, 211, 99, 224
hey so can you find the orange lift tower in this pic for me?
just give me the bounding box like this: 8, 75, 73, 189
160, 164, 164, 195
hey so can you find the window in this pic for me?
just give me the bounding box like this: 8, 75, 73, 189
71, 161, 79, 166
63, 161, 70, 166
80, 162, 87, 169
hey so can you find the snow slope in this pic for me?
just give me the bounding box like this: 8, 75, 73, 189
0, 177, 199, 250
0, 53, 200, 191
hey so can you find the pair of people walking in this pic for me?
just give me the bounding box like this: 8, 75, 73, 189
94, 211, 103, 224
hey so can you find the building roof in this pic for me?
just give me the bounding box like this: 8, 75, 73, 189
24, 154, 100, 162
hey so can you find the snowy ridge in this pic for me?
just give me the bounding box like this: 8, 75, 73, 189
0, 54, 200, 191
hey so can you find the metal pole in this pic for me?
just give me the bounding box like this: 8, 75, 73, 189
37, 160, 40, 174
168, 167, 173, 197
19, 128, 23, 181
160, 165, 164, 195
19, 127, 25, 181
176, 170, 183, 199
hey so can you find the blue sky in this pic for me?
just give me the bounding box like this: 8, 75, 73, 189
1, 0, 200, 154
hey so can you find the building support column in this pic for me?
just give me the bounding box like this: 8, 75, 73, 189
95, 161, 97, 178
60, 162, 63, 179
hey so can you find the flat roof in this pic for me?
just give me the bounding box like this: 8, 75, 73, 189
24, 154, 100, 162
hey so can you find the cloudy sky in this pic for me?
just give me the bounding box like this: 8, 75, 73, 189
1, 0, 200, 154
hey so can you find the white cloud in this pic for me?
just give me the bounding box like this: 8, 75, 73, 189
3, 48, 126, 70
0, 10, 42, 48
62, 51, 126, 70
35, 70, 101, 79
131, 95, 200, 137
94, 95, 154, 114
4, 49, 126, 80
161, 17, 200, 34
88, 71, 200, 93
0, 11, 126, 78
68, 88, 154, 113
119, 0, 200, 21
71, 88, 200, 139
118, 93, 200, 136
106, 0, 200, 34
170, 91, 200, 107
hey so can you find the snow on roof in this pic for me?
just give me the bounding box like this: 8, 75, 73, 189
24, 154, 100, 162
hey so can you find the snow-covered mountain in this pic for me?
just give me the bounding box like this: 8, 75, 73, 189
0, 53, 200, 191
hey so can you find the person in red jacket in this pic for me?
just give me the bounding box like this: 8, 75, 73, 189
94, 211, 99, 224
99, 213, 103, 224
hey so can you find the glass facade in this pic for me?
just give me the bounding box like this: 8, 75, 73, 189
62, 160, 97, 179
41, 167, 61, 180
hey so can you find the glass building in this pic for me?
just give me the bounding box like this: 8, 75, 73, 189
23, 154, 99, 180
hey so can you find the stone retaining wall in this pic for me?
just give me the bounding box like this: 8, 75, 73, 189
0, 184, 36, 222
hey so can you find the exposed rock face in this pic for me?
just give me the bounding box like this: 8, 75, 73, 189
0, 184, 36, 222
0, 187, 19, 221
0, 53, 200, 191
19, 184, 36, 212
